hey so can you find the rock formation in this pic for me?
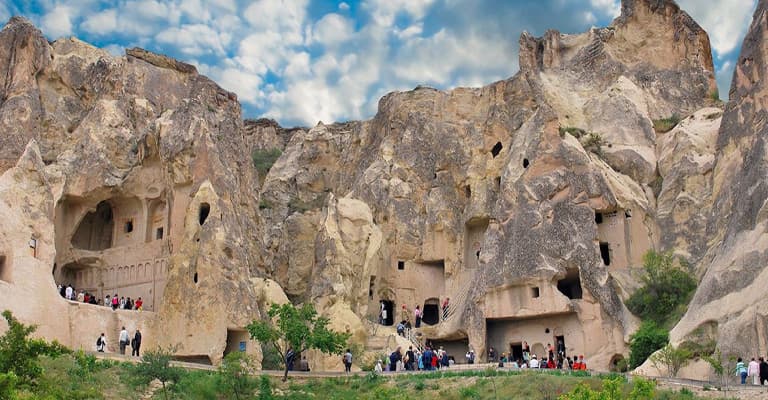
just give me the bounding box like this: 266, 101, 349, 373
0, 0, 764, 374
667, 0, 768, 363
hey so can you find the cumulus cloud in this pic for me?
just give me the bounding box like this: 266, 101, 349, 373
677, 0, 756, 57
5, 0, 750, 127
41, 4, 74, 38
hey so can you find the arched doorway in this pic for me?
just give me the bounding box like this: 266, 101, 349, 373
422, 298, 440, 325
71, 201, 114, 251
381, 300, 394, 326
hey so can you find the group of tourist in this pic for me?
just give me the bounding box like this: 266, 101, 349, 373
377, 345, 454, 372
95, 326, 143, 357
734, 357, 768, 385
57, 284, 144, 310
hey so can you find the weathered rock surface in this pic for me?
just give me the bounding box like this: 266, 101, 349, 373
669, 0, 768, 360
0, 16, 270, 364
0, 0, 764, 375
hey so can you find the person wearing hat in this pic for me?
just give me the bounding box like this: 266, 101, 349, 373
530, 354, 540, 368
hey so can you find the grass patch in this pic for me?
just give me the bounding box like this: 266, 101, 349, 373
653, 114, 681, 133
252, 148, 282, 177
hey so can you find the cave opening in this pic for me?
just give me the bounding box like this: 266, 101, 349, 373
422, 298, 440, 325
599, 242, 611, 265
0, 255, 8, 282
491, 142, 503, 158
71, 201, 114, 251
199, 203, 211, 225
523, 158, 529, 168
556, 268, 583, 299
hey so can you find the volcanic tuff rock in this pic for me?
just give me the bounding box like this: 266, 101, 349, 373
0, 0, 762, 374
0, 16, 272, 364
669, 0, 768, 363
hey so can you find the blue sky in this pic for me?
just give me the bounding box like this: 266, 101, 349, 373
1, 0, 756, 127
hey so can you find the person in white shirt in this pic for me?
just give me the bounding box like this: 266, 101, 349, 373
119, 327, 129, 355
96, 333, 107, 352
65, 285, 73, 300
529, 354, 540, 368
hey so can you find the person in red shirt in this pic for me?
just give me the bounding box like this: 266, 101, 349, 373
135, 297, 143, 310
577, 355, 587, 370
547, 357, 556, 369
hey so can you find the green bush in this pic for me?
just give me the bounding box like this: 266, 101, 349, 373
0, 310, 69, 388
559, 126, 588, 138
653, 114, 681, 133
252, 148, 282, 176
629, 321, 669, 368
625, 251, 696, 324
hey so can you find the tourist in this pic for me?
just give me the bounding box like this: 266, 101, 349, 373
83, 292, 90, 303
125, 297, 132, 310
406, 346, 415, 371
557, 338, 566, 356
118, 326, 129, 355
414, 305, 422, 328
132, 329, 142, 357
401, 304, 409, 323
431, 350, 438, 370
389, 346, 402, 372
119, 296, 126, 309
135, 297, 143, 310
65, 284, 74, 300
465, 349, 475, 364
286, 347, 296, 371
566, 356, 574, 370
422, 347, 433, 371
759, 357, 768, 385
58, 284, 65, 298
488, 346, 496, 362
343, 348, 352, 373
522, 341, 530, 362
530, 354, 539, 368
89, 295, 97, 305
379, 301, 387, 325
519, 358, 527, 369
736, 357, 748, 384
299, 356, 310, 372
374, 360, 383, 373
578, 355, 587, 370
418, 350, 425, 370
96, 333, 107, 352
547, 343, 554, 360
547, 356, 556, 369
105, 294, 110, 307
111, 294, 119, 310
77, 290, 85, 302
749, 357, 760, 385
442, 298, 450, 320
396, 320, 405, 337
441, 351, 450, 368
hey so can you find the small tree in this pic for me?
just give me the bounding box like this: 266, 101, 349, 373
131, 347, 182, 400
703, 349, 729, 394
0, 310, 68, 387
650, 343, 692, 377
626, 251, 696, 323
247, 303, 350, 381
629, 321, 668, 368
219, 351, 256, 400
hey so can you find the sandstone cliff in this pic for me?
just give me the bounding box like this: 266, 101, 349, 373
0, 0, 761, 374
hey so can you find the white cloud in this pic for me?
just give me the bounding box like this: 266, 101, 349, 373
339, 2, 350, 11
80, 9, 117, 35
589, 0, 621, 18
156, 24, 229, 56
103, 43, 125, 56
206, 65, 264, 104
41, 5, 74, 38
363, 0, 436, 26
715, 60, 734, 101
677, 0, 756, 56
312, 13, 354, 46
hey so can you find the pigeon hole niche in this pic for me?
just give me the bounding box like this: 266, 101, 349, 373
464, 218, 489, 269
0, 254, 8, 282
